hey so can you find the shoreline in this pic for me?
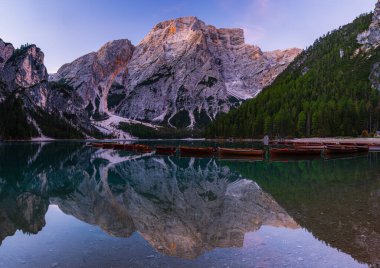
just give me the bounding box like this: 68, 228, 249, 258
0, 138, 207, 143
1, 137, 380, 144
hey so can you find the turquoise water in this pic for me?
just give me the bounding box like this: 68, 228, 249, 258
0, 142, 378, 267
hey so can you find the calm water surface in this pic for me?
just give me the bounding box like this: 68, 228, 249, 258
0, 141, 379, 267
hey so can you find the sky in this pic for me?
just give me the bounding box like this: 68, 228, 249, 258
0, 0, 376, 73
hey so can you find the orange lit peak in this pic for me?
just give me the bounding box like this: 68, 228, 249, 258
169, 25, 176, 35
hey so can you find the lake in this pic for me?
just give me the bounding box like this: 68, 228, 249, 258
0, 141, 379, 267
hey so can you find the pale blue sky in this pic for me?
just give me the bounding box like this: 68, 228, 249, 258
0, 0, 376, 72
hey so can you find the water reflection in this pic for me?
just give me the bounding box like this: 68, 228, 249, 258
0, 142, 379, 266
224, 155, 380, 266
0, 143, 297, 259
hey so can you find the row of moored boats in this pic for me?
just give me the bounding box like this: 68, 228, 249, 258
89, 141, 377, 158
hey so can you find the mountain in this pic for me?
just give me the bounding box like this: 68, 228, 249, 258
206, 5, 380, 138
0, 40, 103, 140
51, 16, 300, 132
0, 17, 299, 140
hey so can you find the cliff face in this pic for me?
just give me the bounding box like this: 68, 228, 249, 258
116, 17, 300, 127
0, 39, 14, 71
1, 44, 50, 110
2, 45, 48, 89
357, 0, 380, 92
0, 41, 96, 139
52, 17, 300, 129
51, 40, 135, 116
358, 0, 380, 50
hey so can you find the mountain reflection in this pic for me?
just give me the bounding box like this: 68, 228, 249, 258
1, 143, 380, 265
0, 143, 297, 259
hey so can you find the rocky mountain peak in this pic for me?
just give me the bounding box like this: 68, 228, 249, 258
2, 44, 48, 90
52, 17, 301, 130
0, 39, 14, 71
51, 39, 134, 115
0, 39, 99, 140
152, 16, 205, 33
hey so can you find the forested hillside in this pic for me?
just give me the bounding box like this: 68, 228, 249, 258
206, 13, 380, 138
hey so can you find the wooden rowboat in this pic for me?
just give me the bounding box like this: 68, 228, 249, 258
102, 143, 114, 149
293, 145, 326, 150
339, 142, 356, 146
270, 148, 322, 157
134, 144, 152, 153
356, 142, 374, 146
113, 144, 125, 150
325, 145, 358, 154
323, 142, 339, 145
294, 142, 324, 147
124, 144, 136, 151
91, 143, 103, 148
155, 146, 177, 155
355, 145, 369, 152
179, 146, 215, 155
218, 147, 264, 157
308, 142, 324, 146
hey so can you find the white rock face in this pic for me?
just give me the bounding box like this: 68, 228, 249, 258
117, 17, 301, 128
2, 45, 48, 89
0, 44, 50, 109
358, 0, 380, 50
357, 1, 380, 92
51, 39, 134, 115
53, 17, 301, 129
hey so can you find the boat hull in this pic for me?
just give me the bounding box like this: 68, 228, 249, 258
218, 148, 264, 157
135, 144, 153, 153
113, 144, 125, 150
155, 146, 177, 155
270, 148, 322, 157
325, 146, 358, 154
102, 143, 115, 149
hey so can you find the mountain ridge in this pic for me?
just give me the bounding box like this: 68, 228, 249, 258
51, 16, 300, 132
1, 16, 301, 139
